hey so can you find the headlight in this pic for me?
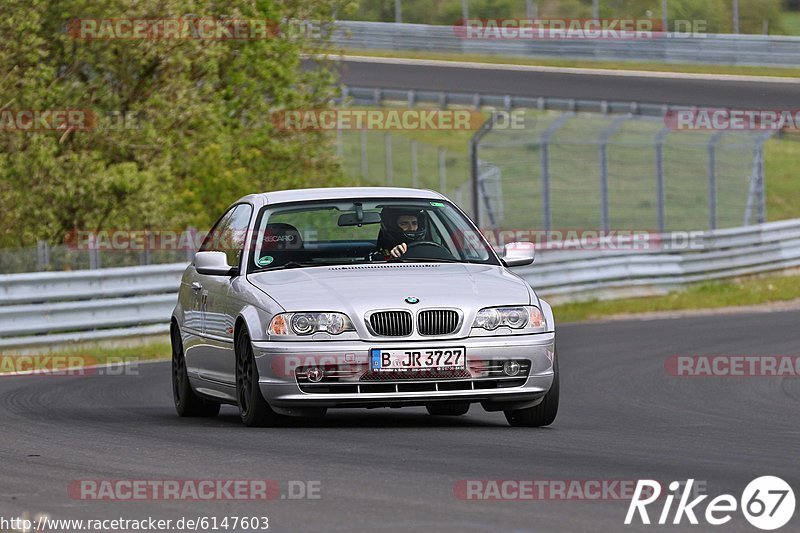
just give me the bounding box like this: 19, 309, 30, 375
268, 312, 354, 336
472, 306, 546, 331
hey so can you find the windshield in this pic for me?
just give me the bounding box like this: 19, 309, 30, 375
248, 198, 499, 272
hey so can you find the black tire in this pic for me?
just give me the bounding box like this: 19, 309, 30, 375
171, 325, 221, 417
504, 355, 559, 427
426, 402, 470, 416
235, 331, 285, 427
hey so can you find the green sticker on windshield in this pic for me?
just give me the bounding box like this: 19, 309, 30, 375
257, 256, 274, 266
430, 202, 444, 207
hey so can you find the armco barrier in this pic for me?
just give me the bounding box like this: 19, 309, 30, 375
1, 219, 799, 348
333, 21, 800, 67
0, 264, 186, 349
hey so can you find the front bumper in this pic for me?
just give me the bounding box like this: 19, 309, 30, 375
252, 332, 555, 410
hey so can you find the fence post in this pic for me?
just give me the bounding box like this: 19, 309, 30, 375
360, 129, 368, 179
411, 140, 419, 188
754, 131, 772, 224
757, 142, 767, 224
336, 128, 343, 159
469, 112, 497, 226
384, 133, 393, 186
36, 240, 50, 271
526, 0, 537, 18
142, 232, 152, 265
89, 246, 101, 269
707, 131, 725, 230
539, 113, 573, 231
598, 115, 628, 232
655, 127, 670, 233
438, 147, 447, 194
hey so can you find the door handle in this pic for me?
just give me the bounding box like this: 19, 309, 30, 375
191, 282, 203, 291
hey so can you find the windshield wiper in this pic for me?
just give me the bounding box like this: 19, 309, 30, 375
259, 261, 322, 271
393, 257, 464, 264
259, 259, 375, 271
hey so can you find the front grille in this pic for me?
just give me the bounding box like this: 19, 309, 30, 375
361, 368, 471, 381
369, 311, 413, 337
417, 310, 459, 336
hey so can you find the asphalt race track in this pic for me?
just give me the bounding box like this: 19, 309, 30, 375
334, 57, 800, 110
1, 309, 798, 532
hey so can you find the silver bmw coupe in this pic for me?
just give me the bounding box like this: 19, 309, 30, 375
171, 187, 558, 427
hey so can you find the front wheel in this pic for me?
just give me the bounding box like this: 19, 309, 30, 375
236, 331, 285, 427
504, 355, 559, 427
171, 325, 220, 417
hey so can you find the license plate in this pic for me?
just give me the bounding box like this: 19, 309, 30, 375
370, 348, 466, 371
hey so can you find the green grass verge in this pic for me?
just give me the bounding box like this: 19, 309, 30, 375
764, 135, 800, 222
61, 341, 171, 364
343, 49, 800, 78
782, 12, 800, 35
553, 272, 800, 323
0, 341, 170, 373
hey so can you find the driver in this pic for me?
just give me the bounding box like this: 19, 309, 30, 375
375, 207, 427, 259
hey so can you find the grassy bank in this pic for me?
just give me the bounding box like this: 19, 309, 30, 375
552, 271, 800, 323
0, 341, 171, 373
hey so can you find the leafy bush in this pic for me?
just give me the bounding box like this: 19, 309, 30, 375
0, 0, 348, 247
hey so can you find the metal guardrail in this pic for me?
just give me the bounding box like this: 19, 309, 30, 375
333, 21, 800, 67
0, 264, 187, 349
517, 218, 800, 301
344, 85, 676, 118
1, 218, 799, 349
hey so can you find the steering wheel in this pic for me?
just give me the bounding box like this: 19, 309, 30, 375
403, 241, 456, 260
407, 240, 445, 250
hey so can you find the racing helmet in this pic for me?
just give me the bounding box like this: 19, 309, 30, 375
379, 207, 427, 243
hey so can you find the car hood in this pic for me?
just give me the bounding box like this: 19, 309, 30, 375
247, 263, 533, 317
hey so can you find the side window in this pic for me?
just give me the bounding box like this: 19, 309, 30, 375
199, 204, 253, 268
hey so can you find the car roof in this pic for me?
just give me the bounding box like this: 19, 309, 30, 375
236, 187, 448, 207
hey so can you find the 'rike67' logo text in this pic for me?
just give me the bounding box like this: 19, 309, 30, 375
626, 477, 795, 530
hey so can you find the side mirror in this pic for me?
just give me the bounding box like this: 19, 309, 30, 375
195, 251, 235, 276
502, 242, 535, 267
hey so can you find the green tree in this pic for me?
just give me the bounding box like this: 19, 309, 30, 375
0, 0, 351, 247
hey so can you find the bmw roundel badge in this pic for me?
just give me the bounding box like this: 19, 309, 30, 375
405, 296, 420, 304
